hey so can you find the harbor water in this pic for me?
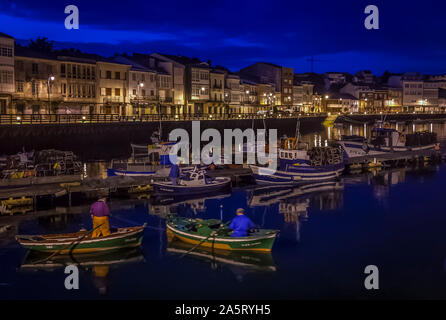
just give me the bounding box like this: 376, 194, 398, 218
1, 120, 446, 299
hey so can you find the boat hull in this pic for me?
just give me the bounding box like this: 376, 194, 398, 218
250, 163, 344, 185
16, 225, 145, 254
166, 222, 277, 252
152, 177, 231, 196
338, 141, 436, 159
107, 168, 157, 177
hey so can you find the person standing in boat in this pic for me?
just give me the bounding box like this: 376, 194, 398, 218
169, 160, 181, 185
229, 208, 256, 237
90, 197, 111, 238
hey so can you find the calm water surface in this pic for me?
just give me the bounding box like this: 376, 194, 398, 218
1, 120, 446, 300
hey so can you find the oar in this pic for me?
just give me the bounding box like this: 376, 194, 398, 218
31, 223, 105, 264
177, 230, 217, 260
177, 221, 231, 260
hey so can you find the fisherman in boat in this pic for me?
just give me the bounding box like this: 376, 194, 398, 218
229, 208, 256, 237
90, 197, 111, 238
169, 159, 181, 185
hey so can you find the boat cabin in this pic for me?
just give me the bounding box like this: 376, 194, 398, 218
370, 128, 403, 147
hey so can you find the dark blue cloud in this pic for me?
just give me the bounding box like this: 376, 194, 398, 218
1, 0, 446, 74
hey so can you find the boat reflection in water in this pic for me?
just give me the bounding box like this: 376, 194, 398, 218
248, 181, 344, 242
148, 191, 232, 218
20, 248, 144, 294
166, 239, 276, 282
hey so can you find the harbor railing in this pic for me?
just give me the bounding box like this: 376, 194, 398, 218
0, 113, 327, 125
0, 112, 445, 125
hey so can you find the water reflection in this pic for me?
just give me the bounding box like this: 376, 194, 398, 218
248, 182, 344, 242
166, 240, 276, 282
20, 248, 144, 295
149, 192, 231, 218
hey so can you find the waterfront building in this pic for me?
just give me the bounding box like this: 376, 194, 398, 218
240, 78, 260, 114
257, 83, 278, 113
239, 62, 294, 107
324, 92, 358, 114
292, 81, 314, 113
96, 60, 130, 115
113, 56, 158, 116
208, 68, 226, 116
387, 87, 403, 112
225, 73, 241, 114
0, 32, 14, 114
148, 53, 186, 114
151, 54, 208, 115
14, 51, 99, 115
402, 72, 424, 112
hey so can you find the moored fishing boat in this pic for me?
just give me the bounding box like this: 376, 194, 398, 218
152, 168, 231, 196
250, 137, 344, 185
337, 127, 439, 160
166, 216, 278, 252
16, 224, 146, 254
107, 142, 176, 177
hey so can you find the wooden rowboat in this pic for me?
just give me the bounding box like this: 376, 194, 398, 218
166, 217, 278, 252
16, 224, 146, 254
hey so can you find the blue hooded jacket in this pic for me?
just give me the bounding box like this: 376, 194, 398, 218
229, 214, 256, 237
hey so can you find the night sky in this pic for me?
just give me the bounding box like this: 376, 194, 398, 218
1, 0, 445, 75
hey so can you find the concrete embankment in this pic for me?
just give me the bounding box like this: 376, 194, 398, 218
0, 117, 325, 160
335, 113, 446, 124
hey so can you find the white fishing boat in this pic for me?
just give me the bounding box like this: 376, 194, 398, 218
337, 127, 439, 160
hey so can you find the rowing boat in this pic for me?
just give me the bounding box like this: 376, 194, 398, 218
15, 224, 146, 254
166, 217, 278, 252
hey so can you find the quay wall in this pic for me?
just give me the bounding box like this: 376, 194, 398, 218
335, 113, 446, 124
0, 117, 325, 160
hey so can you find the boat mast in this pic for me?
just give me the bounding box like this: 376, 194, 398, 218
294, 118, 300, 148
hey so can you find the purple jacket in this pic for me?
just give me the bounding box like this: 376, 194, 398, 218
90, 201, 110, 217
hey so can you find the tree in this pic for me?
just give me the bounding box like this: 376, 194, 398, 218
28, 37, 54, 53
381, 70, 391, 84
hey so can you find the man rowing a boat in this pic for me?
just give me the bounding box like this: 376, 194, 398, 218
229, 208, 256, 237
90, 197, 111, 238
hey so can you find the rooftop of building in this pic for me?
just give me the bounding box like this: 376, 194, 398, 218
326, 92, 358, 100
0, 32, 14, 39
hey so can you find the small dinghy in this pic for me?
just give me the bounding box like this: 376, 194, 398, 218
166, 217, 278, 252
152, 168, 231, 196
16, 224, 146, 254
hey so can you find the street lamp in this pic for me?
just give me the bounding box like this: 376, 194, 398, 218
47, 75, 55, 114
137, 81, 144, 116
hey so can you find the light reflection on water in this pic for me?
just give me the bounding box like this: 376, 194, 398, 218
1, 120, 446, 299
1, 162, 446, 299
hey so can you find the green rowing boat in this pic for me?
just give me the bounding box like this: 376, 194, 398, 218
166, 217, 278, 252
16, 224, 146, 254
